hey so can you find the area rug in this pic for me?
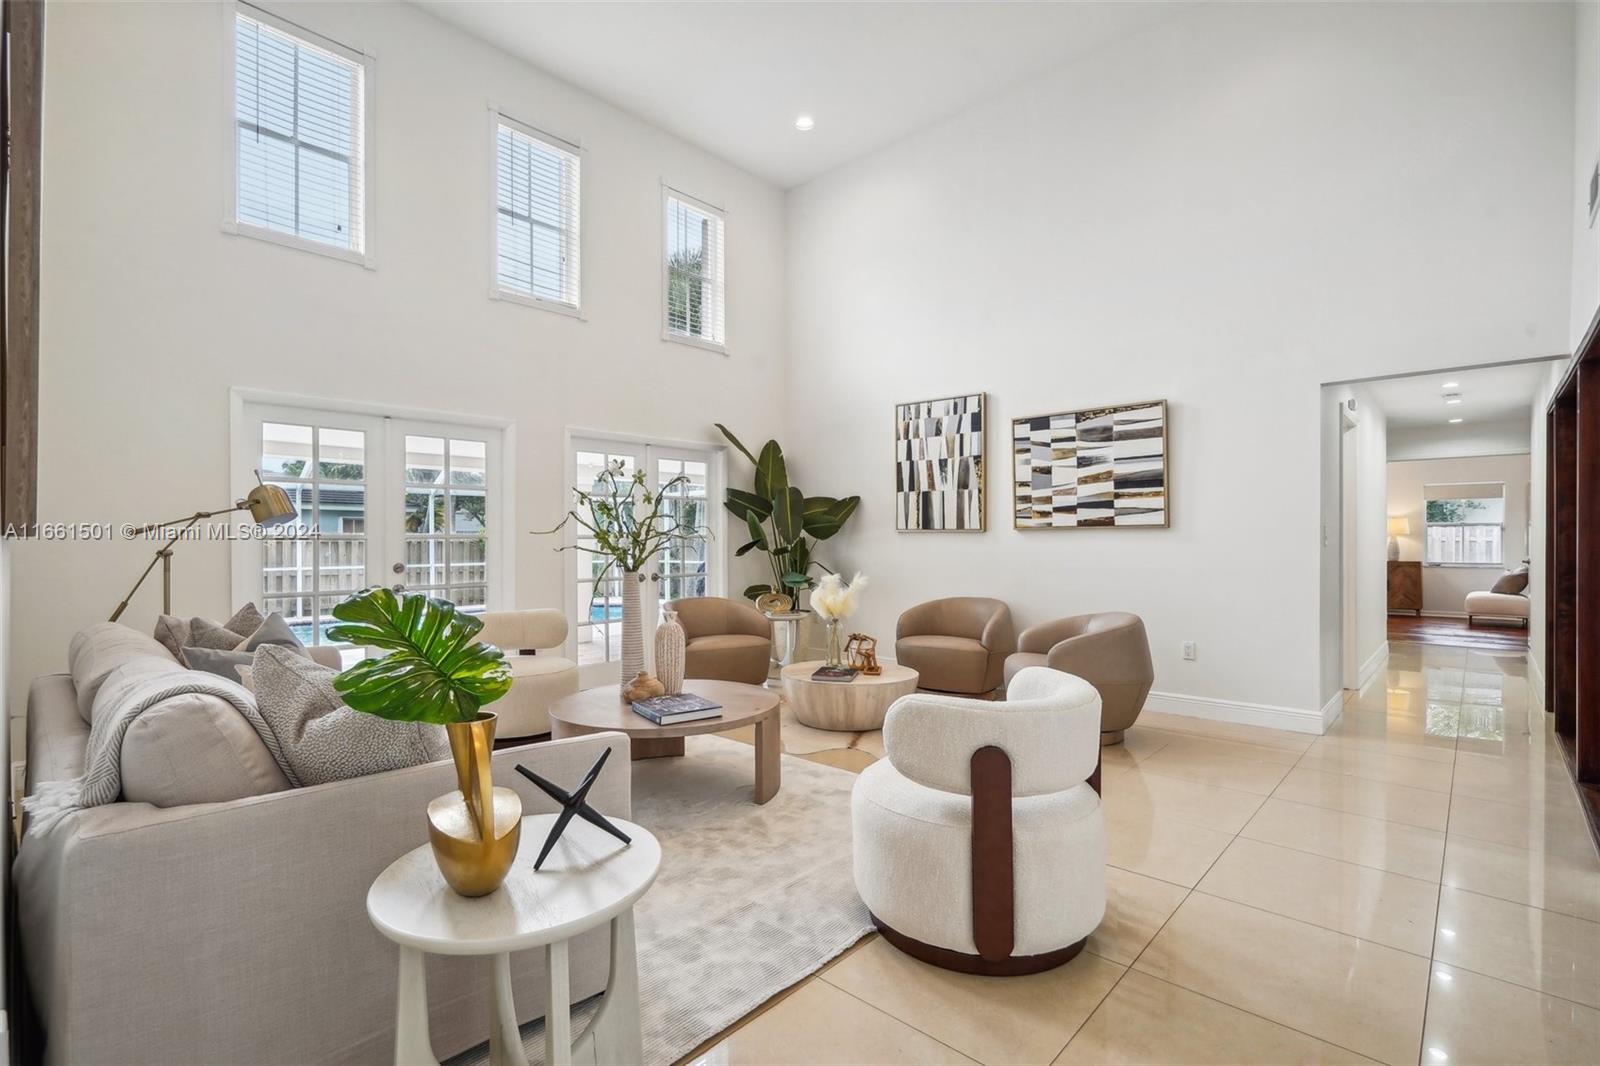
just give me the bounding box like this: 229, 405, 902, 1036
449, 734, 872, 1066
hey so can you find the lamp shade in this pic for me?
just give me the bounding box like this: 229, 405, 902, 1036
242, 483, 298, 527
1387, 517, 1410, 536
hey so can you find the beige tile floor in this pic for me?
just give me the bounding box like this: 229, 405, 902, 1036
684, 643, 1600, 1066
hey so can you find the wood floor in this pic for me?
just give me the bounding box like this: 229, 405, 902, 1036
1387, 612, 1528, 650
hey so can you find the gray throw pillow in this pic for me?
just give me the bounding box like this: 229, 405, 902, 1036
153, 615, 190, 660
1491, 568, 1529, 595
236, 612, 304, 653
250, 644, 449, 786
181, 646, 254, 683
187, 603, 267, 650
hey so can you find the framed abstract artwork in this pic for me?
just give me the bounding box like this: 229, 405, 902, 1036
1011, 400, 1168, 528
894, 393, 985, 531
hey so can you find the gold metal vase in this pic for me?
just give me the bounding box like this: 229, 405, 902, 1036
426, 712, 522, 896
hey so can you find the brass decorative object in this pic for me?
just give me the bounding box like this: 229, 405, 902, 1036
427, 712, 522, 897
623, 671, 665, 702
755, 590, 794, 614
846, 633, 882, 675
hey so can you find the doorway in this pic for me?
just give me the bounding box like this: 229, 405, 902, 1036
230, 396, 511, 648
565, 433, 723, 689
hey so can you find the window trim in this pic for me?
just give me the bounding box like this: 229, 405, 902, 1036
221, 1, 377, 269
661, 184, 727, 354
487, 105, 585, 318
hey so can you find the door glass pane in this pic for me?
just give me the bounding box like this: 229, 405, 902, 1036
450, 439, 486, 486
405, 435, 445, 485
452, 490, 486, 534
257, 419, 367, 645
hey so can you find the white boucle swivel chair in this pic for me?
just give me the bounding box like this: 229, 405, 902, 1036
851, 667, 1106, 975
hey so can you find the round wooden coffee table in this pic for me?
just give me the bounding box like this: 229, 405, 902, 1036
547, 681, 781, 804
781, 661, 920, 731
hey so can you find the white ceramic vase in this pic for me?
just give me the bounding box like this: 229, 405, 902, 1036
619, 572, 644, 693
655, 608, 686, 695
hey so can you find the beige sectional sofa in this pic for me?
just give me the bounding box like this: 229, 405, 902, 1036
14, 622, 630, 1065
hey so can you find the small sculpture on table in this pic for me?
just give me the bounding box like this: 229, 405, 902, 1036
845, 633, 882, 675
515, 748, 633, 871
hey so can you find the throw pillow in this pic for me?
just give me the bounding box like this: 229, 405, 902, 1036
1491, 568, 1529, 595
236, 612, 305, 653
180, 646, 254, 683
250, 644, 449, 786
153, 615, 190, 660
186, 603, 267, 650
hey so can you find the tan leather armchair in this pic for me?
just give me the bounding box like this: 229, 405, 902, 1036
1004, 612, 1153, 743
670, 597, 773, 686
895, 597, 1015, 695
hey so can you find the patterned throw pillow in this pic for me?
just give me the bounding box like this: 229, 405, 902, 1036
250, 644, 449, 786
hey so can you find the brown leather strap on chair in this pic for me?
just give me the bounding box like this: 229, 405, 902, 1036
970, 746, 1014, 962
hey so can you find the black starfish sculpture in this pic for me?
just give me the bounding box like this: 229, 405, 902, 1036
516, 748, 632, 870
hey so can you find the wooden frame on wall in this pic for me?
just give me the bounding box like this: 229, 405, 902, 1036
894, 392, 986, 532
1010, 400, 1169, 529
3, 0, 43, 530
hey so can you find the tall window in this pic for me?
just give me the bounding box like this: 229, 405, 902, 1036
1424, 483, 1505, 565
494, 115, 581, 310
232, 5, 367, 258
664, 189, 726, 348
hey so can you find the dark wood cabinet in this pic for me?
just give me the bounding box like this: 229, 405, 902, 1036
1387, 561, 1422, 615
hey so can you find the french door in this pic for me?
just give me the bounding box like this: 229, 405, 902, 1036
233, 399, 507, 649
568, 434, 721, 688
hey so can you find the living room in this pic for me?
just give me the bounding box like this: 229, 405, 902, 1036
1, 2, 1597, 1065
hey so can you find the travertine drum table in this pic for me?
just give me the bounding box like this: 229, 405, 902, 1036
781, 660, 920, 731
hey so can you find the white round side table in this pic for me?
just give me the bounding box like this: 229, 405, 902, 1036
366, 814, 661, 1066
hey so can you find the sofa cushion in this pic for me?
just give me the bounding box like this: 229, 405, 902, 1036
683, 634, 771, 685
1490, 568, 1530, 595
251, 645, 449, 786
121, 686, 293, 806
68, 622, 178, 724
1465, 590, 1530, 618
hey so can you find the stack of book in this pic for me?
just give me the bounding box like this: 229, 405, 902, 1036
631, 692, 723, 725
811, 665, 859, 683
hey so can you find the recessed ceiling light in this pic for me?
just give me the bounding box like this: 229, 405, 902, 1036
794, 115, 815, 132
1449, 418, 1464, 424
1444, 394, 1463, 405
1441, 381, 1460, 389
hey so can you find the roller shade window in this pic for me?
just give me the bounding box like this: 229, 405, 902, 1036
494, 117, 581, 310
233, 5, 367, 255
664, 189, 725, 348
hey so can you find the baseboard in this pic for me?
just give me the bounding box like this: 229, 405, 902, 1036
1357, 642, 1389, 689
1319, 690, 1346, 730
1528, 652, 1546, 712
1419, 610, 1468, 619
1144, 690, 1330, 736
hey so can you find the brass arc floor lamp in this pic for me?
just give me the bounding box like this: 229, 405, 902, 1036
108, 475, 298, 622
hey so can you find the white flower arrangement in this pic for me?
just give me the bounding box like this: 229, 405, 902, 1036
811, 572, 868, 621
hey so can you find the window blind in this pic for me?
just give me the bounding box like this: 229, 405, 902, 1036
665, 190, 725, 346
234, 7, 365, 253
495, 120, 581, 308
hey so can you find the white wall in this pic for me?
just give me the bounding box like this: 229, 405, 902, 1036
1386, 454, 1531, 615
9, 0, 790, 725
1572, 2, 1599, 348
786, 1, 1573, 730
1528, 359, 1570, 694
1319, 386, 1390, 704
1387, 417, 1532, 462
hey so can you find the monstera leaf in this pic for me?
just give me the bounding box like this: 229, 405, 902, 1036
327, 588, 512, 724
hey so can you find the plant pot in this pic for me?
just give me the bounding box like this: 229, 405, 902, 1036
619, 571, 645, 693
426, 712, 522, 897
